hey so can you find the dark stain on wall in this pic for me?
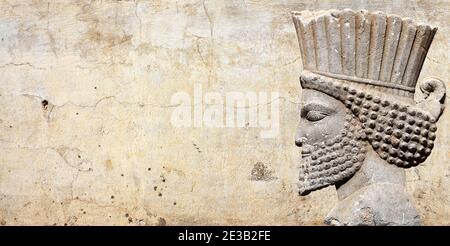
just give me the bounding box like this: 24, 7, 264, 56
250, 162, 276, 181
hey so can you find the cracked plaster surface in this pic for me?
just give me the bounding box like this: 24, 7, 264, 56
0, 0, 449, 225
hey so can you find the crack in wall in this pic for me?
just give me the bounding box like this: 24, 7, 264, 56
0, 62, 46, 70
6, 93, 300, 111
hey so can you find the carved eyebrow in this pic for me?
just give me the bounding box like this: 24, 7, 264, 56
301, 103, 335, 117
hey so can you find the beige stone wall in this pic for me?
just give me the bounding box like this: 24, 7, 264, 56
0, 0, 448, 225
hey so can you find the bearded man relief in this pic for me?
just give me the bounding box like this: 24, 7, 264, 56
292, 9, 446, 225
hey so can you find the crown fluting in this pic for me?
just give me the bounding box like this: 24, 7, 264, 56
292, 9, 437, 96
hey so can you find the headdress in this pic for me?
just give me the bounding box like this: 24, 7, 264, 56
292, 9, 437, 98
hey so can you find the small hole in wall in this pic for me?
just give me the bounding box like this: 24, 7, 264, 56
41, 100, 48, 109
147, 168, 151, 171
94, 86, 97, 90
76, 112, 79, 115
111, 195, 115, 199
9, 125, 12, 128
125, 213, 129, 218
173, 202, 176, 206
158, 193, 162, 197
153, 186, 157, 191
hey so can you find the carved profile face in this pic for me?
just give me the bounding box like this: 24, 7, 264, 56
295, 85, 367, 195
294, 72, 446, 196
296, 89, 347, 153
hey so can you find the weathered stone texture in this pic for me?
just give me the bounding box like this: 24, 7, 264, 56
0, 0, 448, 225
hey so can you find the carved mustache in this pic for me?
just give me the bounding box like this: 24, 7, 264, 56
296, 137, 316, 157
301, 144, 315, 157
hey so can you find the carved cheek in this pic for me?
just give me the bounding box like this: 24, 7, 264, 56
298, 120, 331, 144
311, 112, 346, 144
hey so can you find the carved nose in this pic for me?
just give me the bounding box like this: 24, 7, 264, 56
295, 137, 306, 147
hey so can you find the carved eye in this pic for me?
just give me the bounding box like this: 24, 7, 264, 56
306, 111, 328, 122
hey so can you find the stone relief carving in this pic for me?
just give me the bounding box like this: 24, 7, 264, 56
292, 9, 446, 225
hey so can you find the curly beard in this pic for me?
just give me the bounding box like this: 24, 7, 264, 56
298, 113, 367, 195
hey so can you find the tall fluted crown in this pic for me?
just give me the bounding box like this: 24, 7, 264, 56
292, 9, 437, 95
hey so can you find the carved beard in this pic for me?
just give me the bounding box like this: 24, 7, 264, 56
298, 113, 367, 196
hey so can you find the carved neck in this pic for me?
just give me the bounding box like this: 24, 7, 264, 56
335, 147, 406, 200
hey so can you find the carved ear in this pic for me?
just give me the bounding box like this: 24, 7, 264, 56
416, 78, 446, 120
